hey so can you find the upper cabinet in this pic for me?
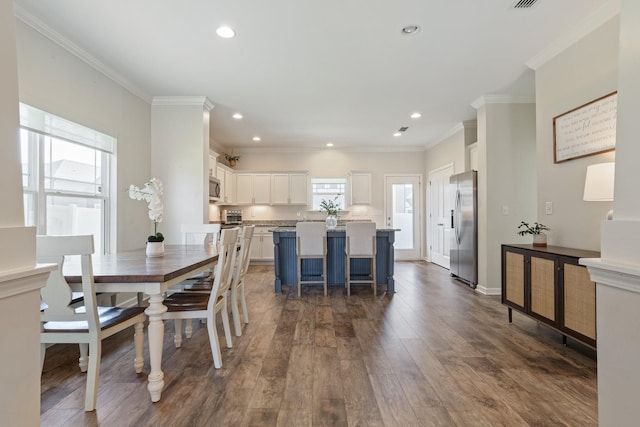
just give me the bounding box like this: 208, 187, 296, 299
467, 142, 478, 172
348, 171, 371, 205
216, 165, 236, 204
271, 173, 308, 205
236, 173, 271, 205
209, 150, 218, 177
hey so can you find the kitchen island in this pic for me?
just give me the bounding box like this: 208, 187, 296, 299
271, 226, 396, 294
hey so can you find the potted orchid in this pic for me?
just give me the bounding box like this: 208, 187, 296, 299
128, 178, 165, 256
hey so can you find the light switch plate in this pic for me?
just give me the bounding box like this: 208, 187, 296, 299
545, 201, 553, 215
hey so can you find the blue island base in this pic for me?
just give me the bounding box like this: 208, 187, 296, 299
272, 228, 396, 294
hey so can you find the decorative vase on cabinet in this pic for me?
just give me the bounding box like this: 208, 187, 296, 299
325, 215, 338, 229
533, 234, 547, 247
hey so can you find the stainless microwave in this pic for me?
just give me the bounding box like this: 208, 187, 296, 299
209, 177, 221, 202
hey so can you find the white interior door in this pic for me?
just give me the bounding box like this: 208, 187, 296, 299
385, 175, 421, 260
428, 164, 454, 269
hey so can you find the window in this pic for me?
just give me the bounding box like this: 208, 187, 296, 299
19, 104, 115, 254
311, 178, 346, 211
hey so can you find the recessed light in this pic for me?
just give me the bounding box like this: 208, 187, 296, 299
393, 132, 402, 137
410, 112, 422, 119
216, 26, 236, 39
252, 136, 261, 142
401, 25, 420, 35
232, 113, 243, 119
326, 142, 334, 147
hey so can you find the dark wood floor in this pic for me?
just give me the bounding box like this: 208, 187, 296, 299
40, 262, 598, 426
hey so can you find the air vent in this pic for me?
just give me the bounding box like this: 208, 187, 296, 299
513, 0, 539, 8
398, 126, 409, 132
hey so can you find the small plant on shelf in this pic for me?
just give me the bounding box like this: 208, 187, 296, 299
224, 153, 240, 167
517, 221, 550, 236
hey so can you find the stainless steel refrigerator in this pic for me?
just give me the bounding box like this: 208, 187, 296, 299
449, 170, 478, 288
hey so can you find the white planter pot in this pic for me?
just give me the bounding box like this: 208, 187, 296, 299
146, 241, 165, 257
325, 215, 338, 229
532, 234, 547, 247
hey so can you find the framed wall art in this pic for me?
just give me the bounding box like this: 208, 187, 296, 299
553, 92, 617, 163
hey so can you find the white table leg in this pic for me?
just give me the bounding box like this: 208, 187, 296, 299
145, 292, 167, 402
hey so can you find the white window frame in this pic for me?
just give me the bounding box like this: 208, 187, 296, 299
311, 177, 346, 212
19, 104, 115, 254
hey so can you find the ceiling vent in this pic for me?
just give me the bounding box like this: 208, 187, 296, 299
398, 126, 409, 132
513, 0, 539, 8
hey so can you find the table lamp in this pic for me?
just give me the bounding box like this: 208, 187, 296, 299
583, 162, 615, 220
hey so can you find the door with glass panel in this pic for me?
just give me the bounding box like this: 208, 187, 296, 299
384, 175, 421, 260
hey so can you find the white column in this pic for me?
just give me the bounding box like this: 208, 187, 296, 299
581, 1, 640, 425
0, 0, 52, 425
151, 97, 214, 244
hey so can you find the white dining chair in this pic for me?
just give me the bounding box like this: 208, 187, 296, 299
230, 225, 255, 336
37, 235, 146, 412
296, 222, 327, 297
162, 227, 239, 368
179, 223, 221, 291
170, 223, 222, 337
345, 222, 377, 296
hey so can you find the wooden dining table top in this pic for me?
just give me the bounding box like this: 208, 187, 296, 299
63, 244, 219, 284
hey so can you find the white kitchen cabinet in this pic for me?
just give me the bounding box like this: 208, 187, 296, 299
236, 173, 271, 205
349, 171, 371, 205
250, 227, 274, 262
217, 165, 236, 204
271, 173, 308, 205
209, 151, 218, 177
468, 142, 478, 172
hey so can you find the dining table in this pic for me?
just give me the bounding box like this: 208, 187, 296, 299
63, 244, 219, 403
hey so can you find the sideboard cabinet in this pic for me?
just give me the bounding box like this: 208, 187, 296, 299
501, 244, 599, 348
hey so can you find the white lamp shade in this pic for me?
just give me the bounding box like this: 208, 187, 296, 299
583, 162, 615, 201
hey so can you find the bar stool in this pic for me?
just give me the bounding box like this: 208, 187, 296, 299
345, 222, 377, 296
296, 222, 327, 297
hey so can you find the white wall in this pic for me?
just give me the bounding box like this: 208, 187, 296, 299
476, 101, 537, 294
535, 17, 619, 251
588, 2, 640, 425
0, 1, 41, 424
15, 21, 152, 251
424, 127, 467, 176
151, 98, 212, 244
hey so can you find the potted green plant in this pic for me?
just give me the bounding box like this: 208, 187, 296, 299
224, 153, 240, 167
517, 221, 550, 247
320, 196, 341, 229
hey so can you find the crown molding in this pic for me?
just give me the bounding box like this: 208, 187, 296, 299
222, 144, 426, 156
470, 94, 535, 109
14, 4, 152, 104
432, 122, 464, 146
462, 119, 477, 129
427, 119, 478, 149
526, 1, 621, 70
152, 96, 214, 110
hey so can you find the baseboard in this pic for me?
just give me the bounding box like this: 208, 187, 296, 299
475, 285, 501, 296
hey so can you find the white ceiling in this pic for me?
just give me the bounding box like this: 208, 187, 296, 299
14, 0, 616, 152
